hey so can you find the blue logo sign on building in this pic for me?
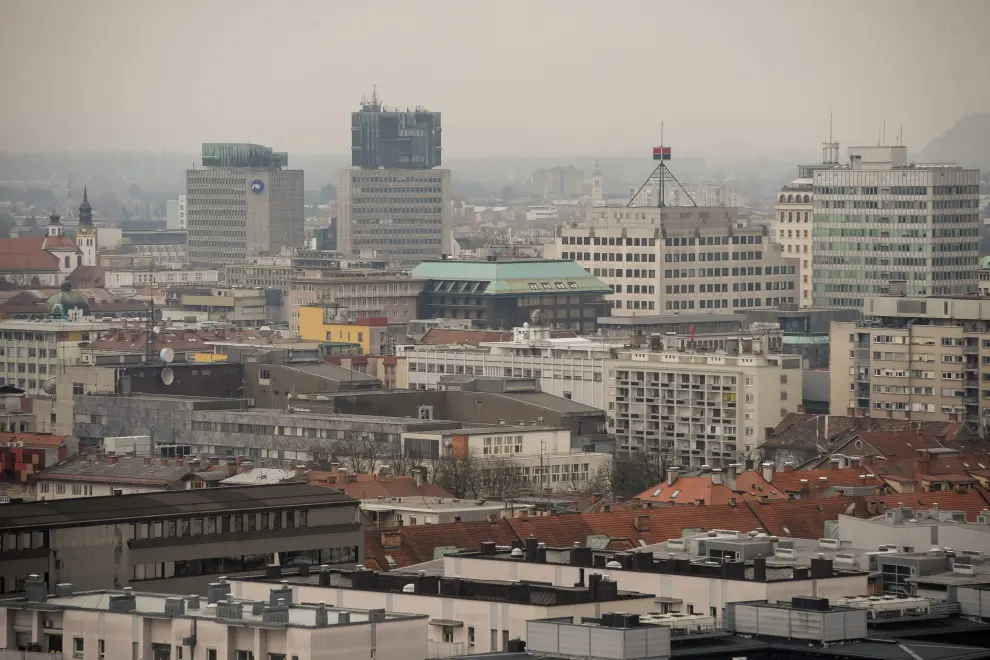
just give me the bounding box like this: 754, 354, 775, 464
250, 179, 265, 194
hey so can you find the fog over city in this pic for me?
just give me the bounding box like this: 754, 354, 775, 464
1, 0, 988, 159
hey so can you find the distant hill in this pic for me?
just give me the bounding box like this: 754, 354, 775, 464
916, 113, 990, 173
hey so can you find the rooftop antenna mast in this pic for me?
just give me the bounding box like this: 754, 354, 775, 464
66, 174, 73, 220
627, 122, 696, 225
822, 111, 839, 164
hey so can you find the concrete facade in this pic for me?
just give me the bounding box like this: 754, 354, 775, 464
829, 296, 990, 423
336, 168, 452, 266
813, 146, 981, 307
607, 347, 803, 466
0, 484, 362, 595
402, 324, 620, 409
774, 181, 815, 306
186, 146, 304, 268
0, 583, 423, 660
288, 271, 421, 331
549, 206, 799, 315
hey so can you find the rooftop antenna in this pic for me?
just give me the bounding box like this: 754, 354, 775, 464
66, 174, 73, 220
627, 121, 696, 222
371, 84, 379, 106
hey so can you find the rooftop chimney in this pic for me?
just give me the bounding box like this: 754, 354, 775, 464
667, 467, 679, 486
783, 462, 794, 472
108, 454, 118, 466
761, 462, 775, 483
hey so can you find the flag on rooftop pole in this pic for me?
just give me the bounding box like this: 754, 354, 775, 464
652, 146, 671, 161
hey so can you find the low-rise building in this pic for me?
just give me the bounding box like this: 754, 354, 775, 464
0, 578, 425, 660
298, 312, 404, 355
399, 425, 608, 493
0, 432, 68, 501
230, 563, 660, 656
104, 268, 221, 289
32, 452, 197, 500
360, 496, 534, 527
403, 324, 621, 409
0, 483, 363, 594
607, 344, 802, 467
410, 258, 610, 332
439, 533, 868, 623
288, 270, 421, 332
168, 287, 273, 327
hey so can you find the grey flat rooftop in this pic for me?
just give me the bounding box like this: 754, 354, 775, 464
2, 591, 421, 629
422, 425, 566, 436
35, 454, 191, 486
0, 483, 355, 531
276, 362, 380, 383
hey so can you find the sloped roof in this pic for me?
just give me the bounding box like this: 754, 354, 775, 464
35, 454, 191, 486
633, 476, 738, 505
220, 468, 297, 485
760, 413, 862, 450
67, 266, 106, 288
765, 467, 883, 496
363, 518, 519, 570
411, 259, 610, 295
0, 251, 61, 273
745, 498, 868, 539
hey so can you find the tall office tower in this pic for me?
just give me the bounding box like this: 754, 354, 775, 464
338, 95, 450, 266
186, 143, 304, 269
812, 146, 980, 308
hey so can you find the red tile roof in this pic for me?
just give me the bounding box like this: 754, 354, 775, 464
0, 432, 68, 448
745, 498, 866, 539
633, 476, 738, 506
763, 467, 883, 497
363, 518, 519, 570
67, 266, 106, 288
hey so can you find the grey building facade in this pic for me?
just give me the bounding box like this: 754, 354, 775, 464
813, 146, 981, 308
351, 96, 441, 169
337, 167, 451, 265
186, 143, 304, 268
0, 484, 362, 595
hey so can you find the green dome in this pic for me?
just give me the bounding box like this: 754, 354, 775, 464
48, 281, 90, 317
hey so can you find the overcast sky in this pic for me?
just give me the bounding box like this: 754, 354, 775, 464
1, 0, 987, 159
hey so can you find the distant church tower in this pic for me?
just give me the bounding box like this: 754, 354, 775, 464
47, 207, 64, 237
591, 159, 604, 203
76, 186, 97, 267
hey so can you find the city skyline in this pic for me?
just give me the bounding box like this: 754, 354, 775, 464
0, 0, 987, 159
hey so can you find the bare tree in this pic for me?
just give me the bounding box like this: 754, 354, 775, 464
590, 450, 671, 500
432, 452, 483, 499
477, 454, 525, 501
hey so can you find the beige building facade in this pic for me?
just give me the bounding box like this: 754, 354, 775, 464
774, 182, 814, 306
607, 346, 802, 467
830, 296, 990, 426
549, 206, 799, 315
288, 271, 421, 332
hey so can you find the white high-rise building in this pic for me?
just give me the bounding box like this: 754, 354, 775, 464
812, 146, 981, 308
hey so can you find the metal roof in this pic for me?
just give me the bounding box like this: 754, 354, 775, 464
0, 484, 356, 531
411, 259, 610, 295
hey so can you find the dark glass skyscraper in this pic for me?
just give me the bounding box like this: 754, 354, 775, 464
351, 95, 441, 170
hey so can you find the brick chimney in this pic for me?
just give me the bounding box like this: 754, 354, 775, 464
917, 449, 932, 475
381, 530, 401, 549
634, 514, 649, 532
108, 454, 118, 466
143, 457, 151, 466
783, 462, 794, 472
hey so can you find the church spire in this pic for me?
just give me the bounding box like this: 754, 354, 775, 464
78, 185, 93, 226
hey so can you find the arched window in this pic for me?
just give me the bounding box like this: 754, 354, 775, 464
64, 256, 70, 268
779, 194, 786, 203
787, 194, 794, 203
803, 194, 810, 203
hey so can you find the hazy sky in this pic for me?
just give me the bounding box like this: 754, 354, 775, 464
1, 0, 988, 159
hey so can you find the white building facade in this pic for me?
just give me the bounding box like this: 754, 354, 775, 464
548, 206, 799, 316
402, 325, 619, 409
774, 181, 815, 306
813, 146, 981, 308
607, 347, 802, 466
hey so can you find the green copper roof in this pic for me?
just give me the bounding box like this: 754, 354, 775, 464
411, 259, 611, 295
981, 256, 990, 270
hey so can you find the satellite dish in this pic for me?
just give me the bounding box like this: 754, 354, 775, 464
152, 326, 161, 335
530, 309, 544, 326
259, 325, 273, 338
160, 348, 175, 363
42, 378, 57, 396
161, 367, 174, 386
